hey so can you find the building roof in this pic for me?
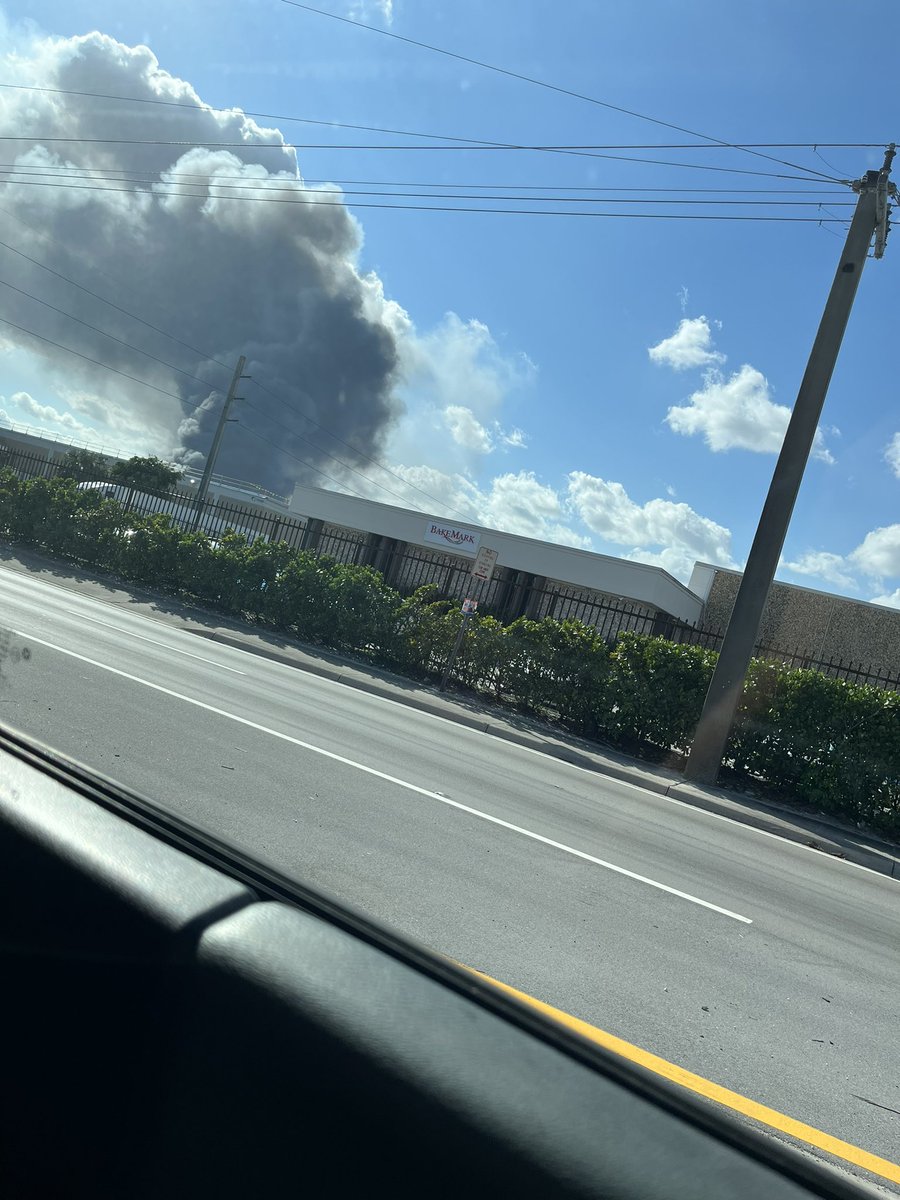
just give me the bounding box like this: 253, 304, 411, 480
290, 481, 704, 624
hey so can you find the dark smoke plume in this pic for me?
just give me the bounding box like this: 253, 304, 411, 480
0, 30, 405, 492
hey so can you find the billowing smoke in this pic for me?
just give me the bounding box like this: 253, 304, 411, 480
0, 29, 407, 493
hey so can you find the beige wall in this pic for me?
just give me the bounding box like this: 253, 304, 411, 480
701, 569, 900, 674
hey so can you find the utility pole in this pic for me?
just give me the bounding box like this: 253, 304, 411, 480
191, 355, 248, 531
684, 146, 896, 785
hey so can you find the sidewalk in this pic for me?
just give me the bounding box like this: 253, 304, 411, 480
3, 544, 899, 880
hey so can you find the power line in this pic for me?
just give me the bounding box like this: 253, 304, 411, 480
0, 221, 481, 519
0, 178, 850, 218
279, 1, 846, 183
0, 170, 856, 206
0, 314, 190, 404
235, 420, 382, 505
0, 298, 452, 516
240, 396, 437, 516
0, 275, 220, 390
0, 82, 880, 174
0, 227, 235, 381
0, 136, 844, 182
0, 163, 855, 193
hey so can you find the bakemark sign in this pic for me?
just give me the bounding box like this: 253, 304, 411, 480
423, 522, 481, 556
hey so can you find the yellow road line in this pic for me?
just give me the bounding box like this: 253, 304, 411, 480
469, 968, 900, 1187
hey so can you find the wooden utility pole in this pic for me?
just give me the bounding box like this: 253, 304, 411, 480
685, 147, 896, 785
191, 355, 248, 531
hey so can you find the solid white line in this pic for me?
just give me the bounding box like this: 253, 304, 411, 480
11, 626, 751, 924
206, 639, 899, 883
66, 611, 246, 674
0, 567, 891, 884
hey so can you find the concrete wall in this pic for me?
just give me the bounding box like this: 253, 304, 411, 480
691, 564, 900, 674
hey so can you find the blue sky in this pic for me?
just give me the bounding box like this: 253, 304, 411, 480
0, 1, 898, 605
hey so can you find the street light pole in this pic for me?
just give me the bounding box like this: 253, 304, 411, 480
684, 150, 895, 785
191, 355, 248, 531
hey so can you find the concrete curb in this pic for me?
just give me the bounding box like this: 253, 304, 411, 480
197, 629, 900, 881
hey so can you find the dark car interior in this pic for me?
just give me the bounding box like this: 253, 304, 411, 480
0, 722, 882, 1199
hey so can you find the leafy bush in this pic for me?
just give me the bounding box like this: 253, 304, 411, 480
110, 455, 181, 495
498, 617, 609, 734
607, 633, 717, 752
389, 586, 458, 677
262, 551, 332, 639
730, 664, 900, 833
322, 561, 401, 654
57, 448, 113, 482
119, 513, 184, 588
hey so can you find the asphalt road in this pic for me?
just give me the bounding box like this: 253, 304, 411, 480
1, 565, 898, 1181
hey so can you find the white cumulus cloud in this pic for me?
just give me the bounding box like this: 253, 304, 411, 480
850, 524, 900, 580
443, 405, 494, 454
665, 364, 834, 461
500, 426, 527, 449
439, 407, 528, 456
566, 471, 734, 577
349, 0, 393, 23
648, 316, 725, 371
781, 550, 857, 590
350, 463, 591, 549
885, 432, 900, 478
870, 588, 900, 609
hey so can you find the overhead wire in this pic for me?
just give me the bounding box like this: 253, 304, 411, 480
0, 275, 221, 390
279, 0, 848, 183
0, 177, 850, 218
0, 135, 849, 182
0, 288, 430, 511
239, 396, 433, 514
0, 301, 391, 502
0, 79, 879, 180
0, 168, 856, 205
0, 163, 857, 194
0, 314, 191, 405
233, 420, 375, 503
0, 226, 233, 380
0, 219, 476, 519
0, 46, 875, 512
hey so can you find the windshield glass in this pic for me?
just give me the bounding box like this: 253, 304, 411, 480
1, 1, 898, 1191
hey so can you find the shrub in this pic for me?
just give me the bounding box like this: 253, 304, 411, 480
119, 513, 184, 588
389, 586, 458, 677
261, 551, 333, 640
607, 633, 716, 752
321, 561, 402, 654
730, 664, 900, 834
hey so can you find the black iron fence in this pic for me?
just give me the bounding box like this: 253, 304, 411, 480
3, 438, 898, 691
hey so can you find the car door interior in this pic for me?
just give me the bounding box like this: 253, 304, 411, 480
0, 724, 881, 1199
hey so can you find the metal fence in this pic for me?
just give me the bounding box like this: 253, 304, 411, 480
3, 439, 898, 691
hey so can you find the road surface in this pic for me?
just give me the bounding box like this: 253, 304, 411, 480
1, 564, 897, 1184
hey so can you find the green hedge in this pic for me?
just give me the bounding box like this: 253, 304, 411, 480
1, 470, 897, 834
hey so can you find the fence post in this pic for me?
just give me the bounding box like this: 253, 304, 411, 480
373, 536, 399, 581
358, 530, 381, 568
501, 571, 536, 623
523, 575, 546, 620
651, 611, 675, 640
300, 517, 323, 553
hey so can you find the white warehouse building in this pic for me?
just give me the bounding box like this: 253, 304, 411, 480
289, 481, 704, 630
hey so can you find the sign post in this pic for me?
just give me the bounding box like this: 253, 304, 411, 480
470, 545, 498, 583
439, 601, 476, 691
438, 546, 496, 692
